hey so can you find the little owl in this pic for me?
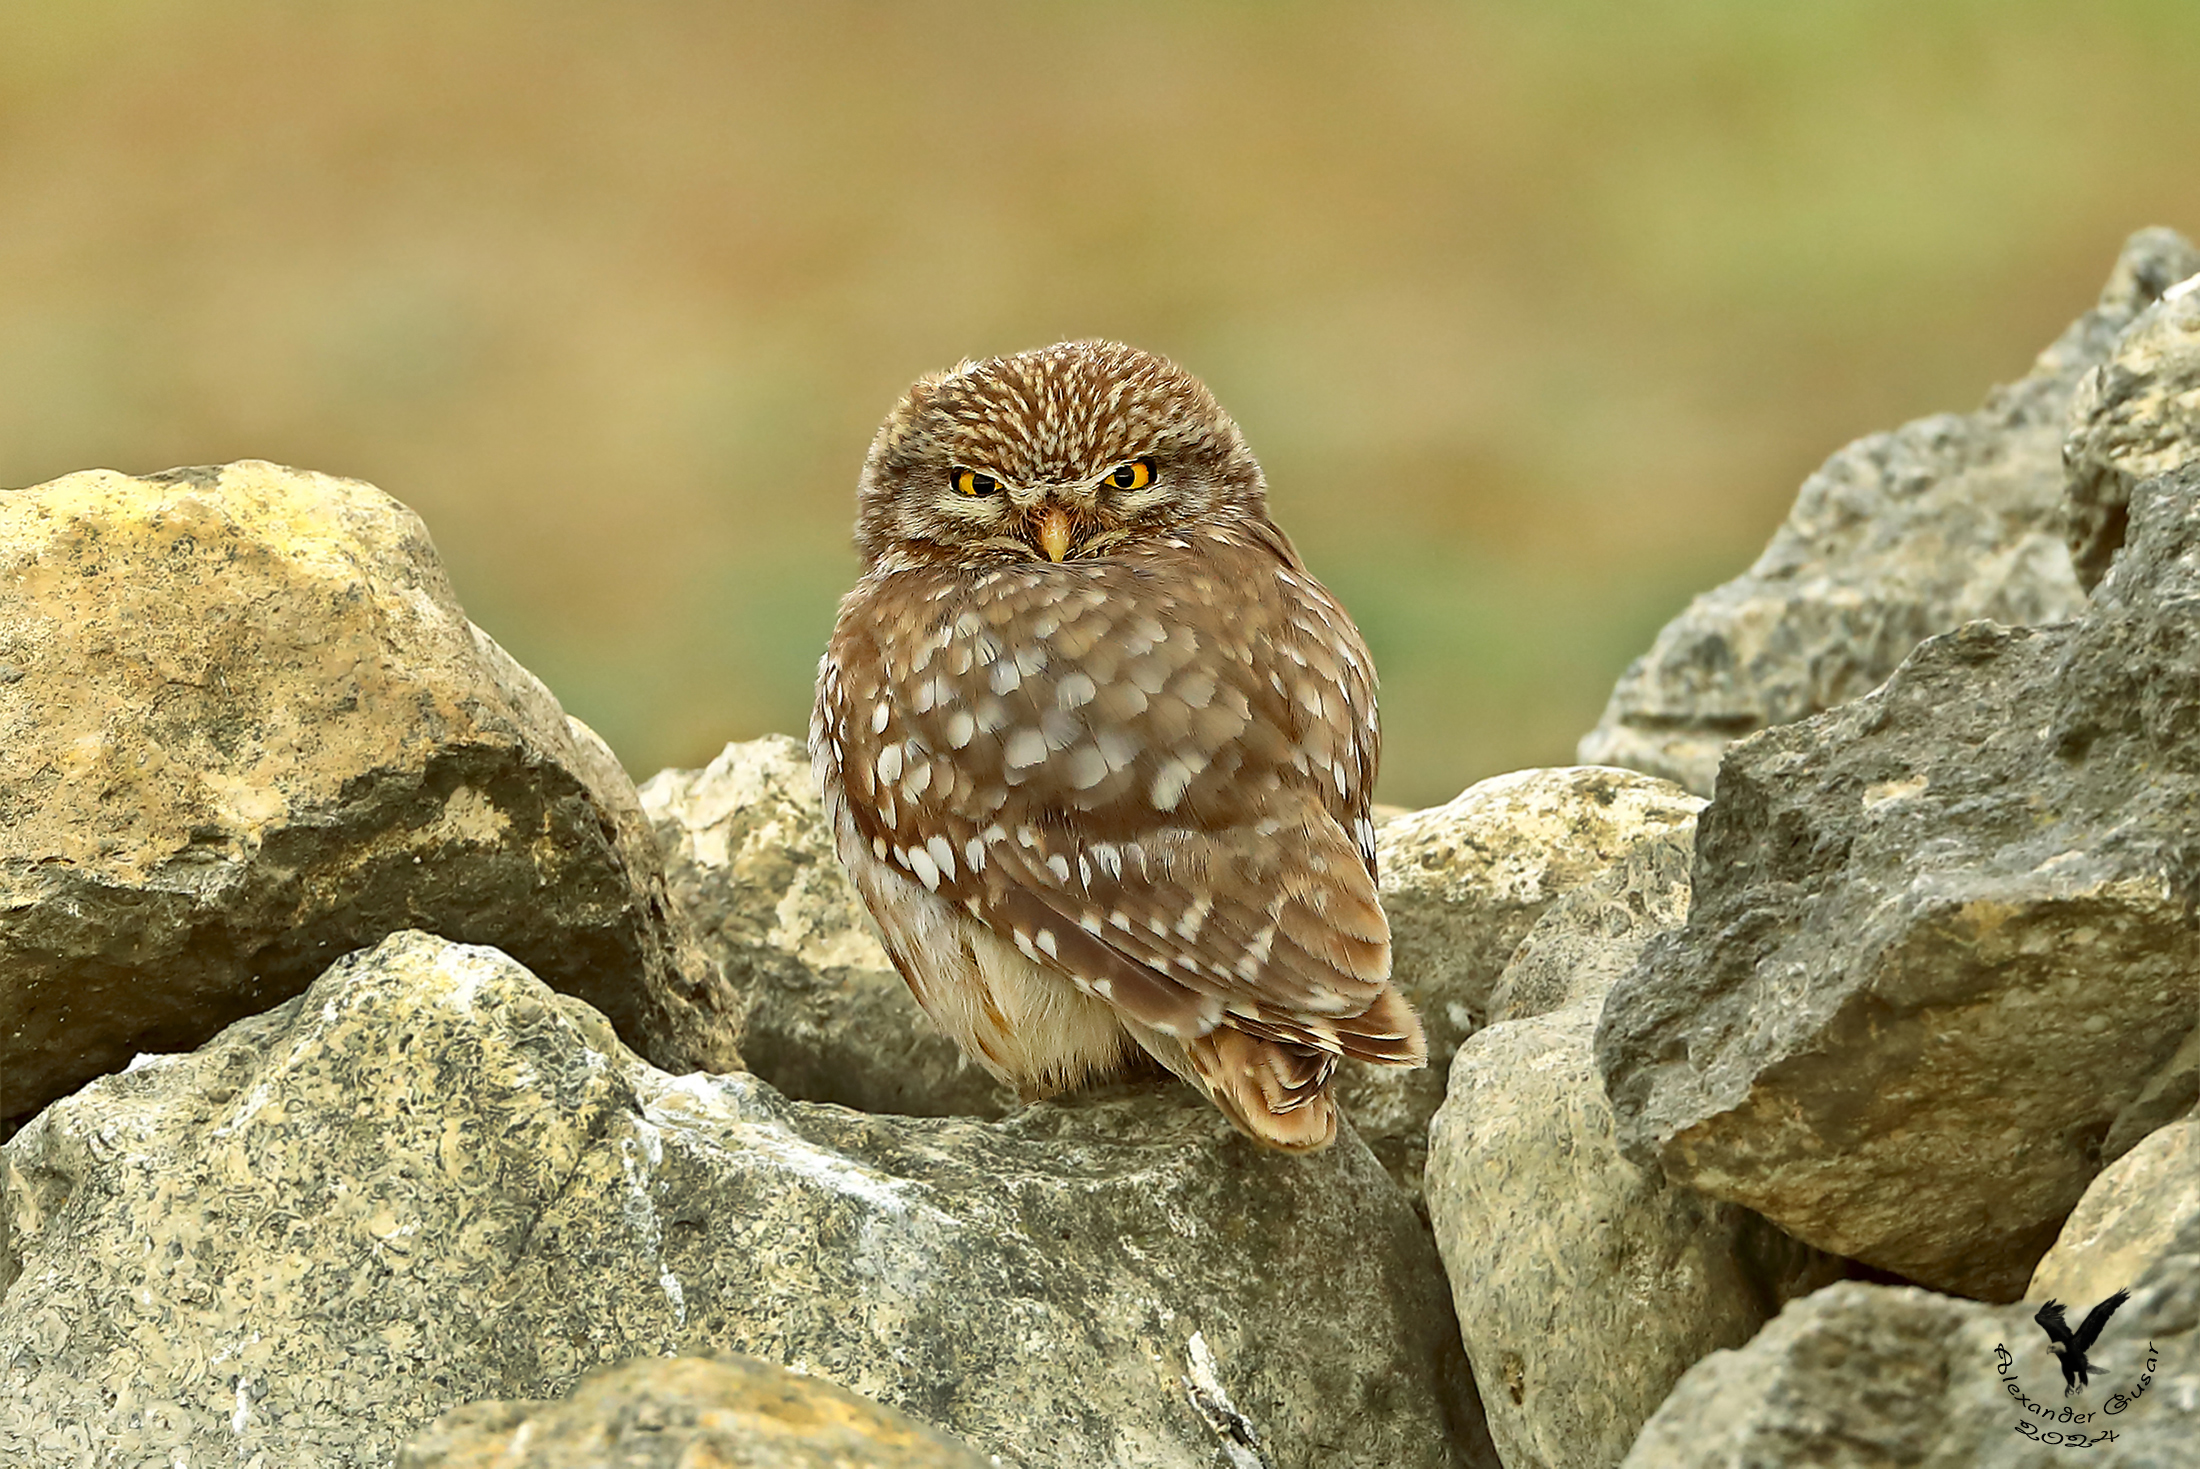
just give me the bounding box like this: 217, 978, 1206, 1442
811, 340, 1425, 1150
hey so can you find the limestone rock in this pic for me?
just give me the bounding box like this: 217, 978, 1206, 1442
0, 930, 1493, 1469
1346, 767, 1703, 1197
1579, 227, 2200, 795
641, 737, 1013, 1119
395, 1353, 992, 1469
2062, 259, 2200, 590
1428, 828, 1841, 1469
644, 748, 1698, 1194
2103, 1023, 2200, 1168
0, 460, 739, 1130
1597, 462, 2200, 1302
2029, 1120, 2200, 1316
1481, 825, 1696, 1027
1622, 1219, 2200, 1468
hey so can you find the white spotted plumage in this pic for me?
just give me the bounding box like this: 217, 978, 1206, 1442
812, 340, 1425, 1151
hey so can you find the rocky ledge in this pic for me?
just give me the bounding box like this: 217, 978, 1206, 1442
4, 227, 2198, 1468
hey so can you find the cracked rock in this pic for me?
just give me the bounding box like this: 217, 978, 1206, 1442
1597, 462, 2200, 1302
0, 929, 1492, 1469
0, 460, 739, 1131
1580, 227, 2200, 795
1428, 827, 1843, 1469
394, 1353, 993, 1468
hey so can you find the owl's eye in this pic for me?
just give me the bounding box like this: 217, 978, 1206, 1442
953, 467, 1004, 497
1104, 459, 1155, 492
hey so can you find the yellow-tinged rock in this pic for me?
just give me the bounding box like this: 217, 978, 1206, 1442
396, 1354, 993, 1469
0, 460, 740, 1129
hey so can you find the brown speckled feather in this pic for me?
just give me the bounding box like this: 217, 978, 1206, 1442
812, 340, 1424, 1150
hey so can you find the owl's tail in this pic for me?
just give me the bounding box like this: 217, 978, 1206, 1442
1123, 1018, 1339, 1150
1173, 1027, 1341, 1152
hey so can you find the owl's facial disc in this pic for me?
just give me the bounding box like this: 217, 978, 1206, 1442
854, 340, 1271, 571
935, 459, 1152, 563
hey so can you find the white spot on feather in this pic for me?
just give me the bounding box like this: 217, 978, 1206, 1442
1005, 728, 1048, 769
1150, 760, 1193, 810
1057, 671, 1098, 708
926, 835, 958, 883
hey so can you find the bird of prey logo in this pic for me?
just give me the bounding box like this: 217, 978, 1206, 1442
2034, 1290, 2130, 1395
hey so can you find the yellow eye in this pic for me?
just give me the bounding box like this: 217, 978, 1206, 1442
953, 467, 1003, 497
1105, 459, 1154, 492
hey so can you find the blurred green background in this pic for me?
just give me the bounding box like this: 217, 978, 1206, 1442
4, 2, 2196, 807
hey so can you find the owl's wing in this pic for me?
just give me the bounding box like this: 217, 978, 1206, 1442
969, 797, 1418, 1063
818, 528, 1418, 1065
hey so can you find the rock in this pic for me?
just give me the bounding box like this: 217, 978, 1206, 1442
1596, 462, 2200, 1302
0, 930, 1494, 1469
2029, 1120, 2200, 1316
641, 737, 1014, 1119
1579, 227, 2200, 796
1481, 826, 1696, 1027
1622, 1216, 2200, 1468
2062, 258, 2200, 591
1622, 1283, 1984, 1468
2103, 1024, 2200, 1168
1348, 768, 1703, 1200
1428, 827, 1843, 1469
0, 460, 739, 1131
395, 1353, 992, 1469
643, 748, 1699, 1194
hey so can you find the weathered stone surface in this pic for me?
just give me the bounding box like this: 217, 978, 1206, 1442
396, 1353, 992, 1469
1580, 227, 2200, 796
2103, 1023, 2200, 1170
2029, 1120, 2200, 1316
2062, 261, 2200, 591
0, 930, 1493, 1469
644, 748, 1697, 1195
641, 737, 1014, 1119
1429, 827, 1843, 1469
1622, 1217, 2200, 1468
1346, 768, 1703, 1199
0, 460, 739, 1130
1597, 462, 2200, 1302
1480, 825, 1695, 1028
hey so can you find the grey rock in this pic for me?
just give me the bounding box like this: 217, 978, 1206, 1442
2063, 255, 2200, 590
644, 748, 1698, 1200
1483, 824, 1697, 1027
2103, 1025, 2200, 1169
395, 1353, 992, 1468
1622, 1217, 2200, 1468
1597, 462, 2200, 1302
0, 460, 741, 1131
641, 737, 1013, 1119
1429, 828, 1843, 1469
1579, 227, 2200, 796
1347, 768, 1704, 1199
2029, 1120, 2200, 1316
0, 930, 1494, 1469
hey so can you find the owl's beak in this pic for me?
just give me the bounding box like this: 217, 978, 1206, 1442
1035, 506, 1073, 563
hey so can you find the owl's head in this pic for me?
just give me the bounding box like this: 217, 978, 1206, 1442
853, 340, 1272, 571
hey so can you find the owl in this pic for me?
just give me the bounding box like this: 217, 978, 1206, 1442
810, 340, 1425, 1151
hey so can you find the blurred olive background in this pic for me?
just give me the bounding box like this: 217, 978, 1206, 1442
4, 2, 2197, 807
